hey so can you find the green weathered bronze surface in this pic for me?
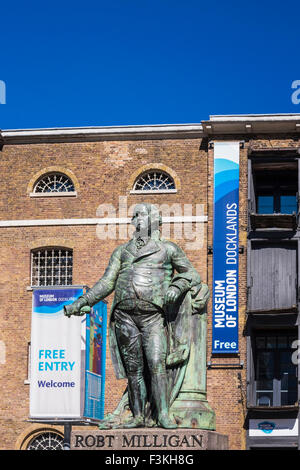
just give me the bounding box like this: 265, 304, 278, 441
64, 203, 215, 430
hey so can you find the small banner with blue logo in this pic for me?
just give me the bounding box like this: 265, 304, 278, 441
29, 287, 107, 420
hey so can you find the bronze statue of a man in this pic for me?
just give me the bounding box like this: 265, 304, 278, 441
64, 203, 203, 429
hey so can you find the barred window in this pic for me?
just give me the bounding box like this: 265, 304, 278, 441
33, 172, 75, 193
31, 248, 73, 287
133, 171, 176, 192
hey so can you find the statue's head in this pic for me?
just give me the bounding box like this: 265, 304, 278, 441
131, 203, 162, 236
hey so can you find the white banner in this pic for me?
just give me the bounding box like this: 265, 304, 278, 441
29, 288, 84, 419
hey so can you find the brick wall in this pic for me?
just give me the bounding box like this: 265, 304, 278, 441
0, 137, 208, 449
1, 133, 297, 449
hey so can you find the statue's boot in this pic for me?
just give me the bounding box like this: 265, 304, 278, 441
122, 372, 147, 429
98, 421, 114, 430
122, 415, 145, 428
151, 373, 178, 429
157, 413, 178, 429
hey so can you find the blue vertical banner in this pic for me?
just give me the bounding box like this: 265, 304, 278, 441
84, 301, 107, 420
212, 142, 240, 354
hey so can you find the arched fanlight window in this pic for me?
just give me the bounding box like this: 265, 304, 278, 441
133, 170, 176, 192
33, 172, 75, 193
26, 432, 64, 450
31, 248, 73, 287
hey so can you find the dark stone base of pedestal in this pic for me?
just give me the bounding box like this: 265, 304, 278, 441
71, 428, 228, 450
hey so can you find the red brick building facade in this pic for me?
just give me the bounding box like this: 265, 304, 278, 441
1, 115, 299, 450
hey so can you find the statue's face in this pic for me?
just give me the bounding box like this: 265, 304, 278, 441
132, 204, 151, 233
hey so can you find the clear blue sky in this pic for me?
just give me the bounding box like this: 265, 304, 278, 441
1, 0, 300, 129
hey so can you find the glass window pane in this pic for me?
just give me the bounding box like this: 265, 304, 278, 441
257, 195, 274, 214
256, 351, 274, 380
256, 379, 273, 391
266, 336, 276, 349
278, 336, 287, 349
34, 173, 75, 193
281, 390, 297, 406
280, 195, 297, 214
280, 351, 296, 372
289, 336, 298, 348
256, 392, 273, 406
279, 350, 297, 405
134, 171, 175, 191
281, 391, 288, 405
281, 372, 289, 390
256, 337, 265, 349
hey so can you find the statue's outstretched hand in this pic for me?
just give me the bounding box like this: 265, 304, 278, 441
64, 304, 91, 318
164, 286, 181, 305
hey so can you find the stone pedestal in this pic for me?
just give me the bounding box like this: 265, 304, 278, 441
170, 398, 216, 429
169, 311, 216, 430
71, 428, 228, 450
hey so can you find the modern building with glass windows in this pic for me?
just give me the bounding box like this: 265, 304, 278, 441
1, 114, 300, 450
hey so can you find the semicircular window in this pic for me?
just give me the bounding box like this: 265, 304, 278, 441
27, 432, 63, 450
133, 171, 176, 191
33, 173, 75, 193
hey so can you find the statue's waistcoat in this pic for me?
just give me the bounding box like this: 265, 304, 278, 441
113, 239, 173, 311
